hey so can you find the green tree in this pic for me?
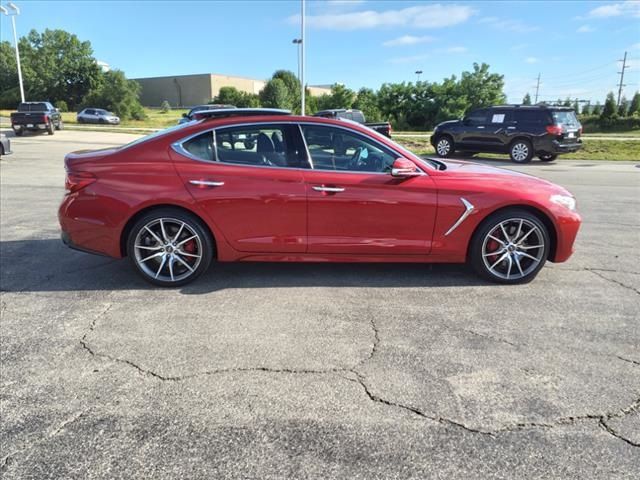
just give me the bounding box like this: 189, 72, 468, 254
160, 100, 171, 113
353, 87, 381, 121
563, 97, 572, 107
628, 91, 640, 116
18, 29, 102, 109
458, 62, 506, 110
601, 92, 617, 119
272, 69, 300, 111
83, 70, 145, 120
522, 93, 532, 105
573, 99, 580, 112
592, 101, 602, 115
581, 103, 591, 115
259, 78, 290, 108
0, 41, 19, 106
212, 86, 259, 107
617, 96, 628, 117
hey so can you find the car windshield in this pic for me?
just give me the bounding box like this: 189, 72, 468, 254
552, 111, 579, 127
120, 121, 199, 150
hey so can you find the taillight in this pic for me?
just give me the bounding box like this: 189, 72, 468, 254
42, 115, 49, 123
65, 171, 96, 193
545, 125, 563, 136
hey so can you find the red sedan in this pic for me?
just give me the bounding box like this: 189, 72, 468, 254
58, 109, 581, 287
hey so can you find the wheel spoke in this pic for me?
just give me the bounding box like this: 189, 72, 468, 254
136, 245, 162, 251
177, 249, 201, 259
172, 222, 185, 243
168, 256, 175, 281
519, 244, 543, 250
499, 223, 511, 242
155, 255, 167, 278
483, 247, 505, 258
514, 219, 523, 243
144, 226, 163, 244
490, 252, 509, 271
506, 255, 513, 279
514, 255, 524, 276
488, 235, 506, 246
174, 254, 195, 272
519, 251, 540, 262
159, 219, 169, 242
140, 251, 164, 263
516, 226, 538, 245
176, 235, 197, 248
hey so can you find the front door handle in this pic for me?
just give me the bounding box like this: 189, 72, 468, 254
189, 180, 224, 187
312, 186, 345, 193
477, 126, 485, 129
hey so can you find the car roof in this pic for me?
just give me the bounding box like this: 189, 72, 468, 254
488, 105, 575, 111
196, 108, 292, 121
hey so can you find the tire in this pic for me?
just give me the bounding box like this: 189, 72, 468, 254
55, 120, 63, 131
0, 144, 4, 156
509, 139, 533, 163
13, 128, 23, 136
99, 118, 106, 124
127, 208, 213, 287
47, 122, 54, 135
435, 136, 455, 158
469, 208, 550, 284
538, 153, 557, 162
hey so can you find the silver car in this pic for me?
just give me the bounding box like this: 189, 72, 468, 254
77, 108, 120, 125
0, 132, 11, 156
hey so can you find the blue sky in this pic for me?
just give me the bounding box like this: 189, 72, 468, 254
1, 0, 639, 103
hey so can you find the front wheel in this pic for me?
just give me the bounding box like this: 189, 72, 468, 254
509, 139, 533, 163
470, 209, 550, 284
435, 136, 455, 158
55, 120, 63, 131
127, 208, 213, 287
13, 127, 23, 136
538, 153, 557, 162
47, 122, 54, 135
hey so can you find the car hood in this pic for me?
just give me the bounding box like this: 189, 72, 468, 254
435, 158, 571, 195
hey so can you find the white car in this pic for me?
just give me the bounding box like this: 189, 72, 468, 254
77, 108, 120, 125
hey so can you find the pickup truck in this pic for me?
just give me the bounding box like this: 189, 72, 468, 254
10, 102, 63, 136
313, 109, 392, 138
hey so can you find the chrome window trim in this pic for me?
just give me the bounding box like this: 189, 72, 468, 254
170, 120, 430, 175
444, 198, 475, 236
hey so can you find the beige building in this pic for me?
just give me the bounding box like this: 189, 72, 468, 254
133, 73, 331, 107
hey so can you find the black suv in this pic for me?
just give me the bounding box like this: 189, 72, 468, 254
430, 105, 582, 163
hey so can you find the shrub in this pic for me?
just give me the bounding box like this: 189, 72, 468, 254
55, 100, 68, 112
160, 100, 171, 113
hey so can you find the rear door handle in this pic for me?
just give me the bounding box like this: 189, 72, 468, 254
312, 186, 345, 193
189, 180, 224, 187
477, 126, 485, 129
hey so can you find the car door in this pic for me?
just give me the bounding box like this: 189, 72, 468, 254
458, 108, 489, 148
487, 109, 517, 151
170, 123, 308, 253
299, 124, 437, 255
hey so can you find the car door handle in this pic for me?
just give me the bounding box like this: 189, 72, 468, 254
477, 126, 485, 129
507, 126, 516, 130
189, 180, 224, 187
312, 186, 345, 193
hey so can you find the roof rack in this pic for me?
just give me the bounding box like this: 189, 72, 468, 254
192, 108, 292, 121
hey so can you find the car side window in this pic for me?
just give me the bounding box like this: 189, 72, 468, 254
301, 125, 396, 173
465, 109, 488, 126
214, 124, 305, 168
351, 111, 365, 123
183, 131, 214, 161
514, 110, 546, 125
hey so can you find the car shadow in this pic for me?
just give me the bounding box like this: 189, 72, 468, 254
0, 238, 489, 294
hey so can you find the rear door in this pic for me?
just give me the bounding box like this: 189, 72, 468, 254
171, 123, 309, 253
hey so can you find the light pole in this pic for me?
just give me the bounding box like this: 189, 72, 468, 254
415, 70, 423, 82
1, 2, 25, 102
292, 38, 301, 81
300, 0, 305, 115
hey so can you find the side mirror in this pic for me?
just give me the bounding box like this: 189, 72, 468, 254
391, 158, 421, 178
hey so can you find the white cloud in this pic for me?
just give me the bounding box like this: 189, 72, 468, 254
630, 42, 640, 50
577, 24, 595, 32
383, 35, 435, 47
446, 46, 468, 53
388, 54, 430, 65
289, 4, 475, 30
478, 16, 539, 32
525, 57, 539, 64
586, 1, 640, 18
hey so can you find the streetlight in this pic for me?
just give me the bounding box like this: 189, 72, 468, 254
415, 70, 423, 82
1, 2, 25, 102
300, 0, 305, 115
292, 38, 302, 81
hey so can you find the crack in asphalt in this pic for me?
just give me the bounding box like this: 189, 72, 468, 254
586, 268, 640, 295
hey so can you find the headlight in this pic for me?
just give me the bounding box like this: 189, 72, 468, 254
550, 194, 576, 211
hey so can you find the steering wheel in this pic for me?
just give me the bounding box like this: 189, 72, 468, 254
348, 147, 364, 170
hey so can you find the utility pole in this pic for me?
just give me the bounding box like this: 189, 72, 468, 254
415, 70, 423, 82
300, 0, 305, 115
617, 51, 628, 107
1, 2, 25, 102
534, 73, 541, 104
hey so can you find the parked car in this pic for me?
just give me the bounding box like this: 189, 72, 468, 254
0, 132, 11, 156
313, 109, 392, 137
430, 105, 583, 163
59, 110, 581, 287
179, 104, 237, 124
77, 108, 120, 125
10, 102, 63, 136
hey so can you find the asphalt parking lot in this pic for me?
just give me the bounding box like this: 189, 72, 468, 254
1, 130, 639, 479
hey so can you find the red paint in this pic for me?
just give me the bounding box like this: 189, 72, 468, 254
58, 115, 581, 266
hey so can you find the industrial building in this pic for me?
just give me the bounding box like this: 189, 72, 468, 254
133, 73, 331, 107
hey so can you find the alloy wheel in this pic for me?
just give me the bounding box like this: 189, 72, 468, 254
436, 138, 451, 156
511, 143, 529, 162
133, 217, 203, 283
481, 218, 545, 281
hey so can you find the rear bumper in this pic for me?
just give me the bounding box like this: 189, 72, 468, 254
551, 139, 582, 153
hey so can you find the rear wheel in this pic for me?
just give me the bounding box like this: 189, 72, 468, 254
47, 122, 54, 135
470, 209, 549, 284
55, 120, 63, 131
13, 128, 23, 136
127, 208, 213, 287
509, 139, 533, 163
435, 136, 455, 158
538, 153, 557, 162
